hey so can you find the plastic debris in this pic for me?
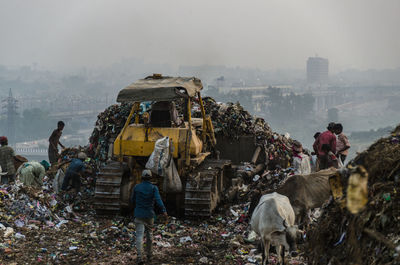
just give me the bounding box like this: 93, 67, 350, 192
14, 232, 25, 240
179, 236, 192, 243
4, 227, 14, 238
199, 256, 208, 263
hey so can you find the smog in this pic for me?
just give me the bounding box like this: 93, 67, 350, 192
0, 1, 399, 264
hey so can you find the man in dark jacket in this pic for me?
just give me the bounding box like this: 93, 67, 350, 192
130, 170, 167, 264
61, 152, 87, 192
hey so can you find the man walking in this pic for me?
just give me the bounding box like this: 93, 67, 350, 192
131, 170, 167, 264
334, 123, 350, 164
0, 136, 16, 184
48, 121, 65, 164
313, 123, 337, 170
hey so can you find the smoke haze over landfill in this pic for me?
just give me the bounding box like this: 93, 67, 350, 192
0, 0, 400, 72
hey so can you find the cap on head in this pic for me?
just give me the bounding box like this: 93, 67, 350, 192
40, 160, 50, 171
142, 169, 152, 179
0, 136, 8, 144
78, 152, 87, 160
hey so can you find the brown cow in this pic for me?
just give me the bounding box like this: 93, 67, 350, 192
249, 168, 337, 227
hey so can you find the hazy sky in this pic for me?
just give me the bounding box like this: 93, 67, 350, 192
0, 0, 399, 72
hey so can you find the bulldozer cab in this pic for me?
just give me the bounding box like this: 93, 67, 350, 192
113, 74, 216, 178
149, 101, 181, 127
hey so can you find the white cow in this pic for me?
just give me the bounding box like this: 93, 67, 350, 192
250, 192, 300, 265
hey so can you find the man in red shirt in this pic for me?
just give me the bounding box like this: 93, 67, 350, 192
313, 123, 337, 170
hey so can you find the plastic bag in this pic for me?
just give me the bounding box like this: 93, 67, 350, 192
53, 169, 65, 193
165, 158, 182, 192
346, 166, 368, 214
146, 137, 182, 192
145, 137, 170, 176
337, 157, 344, 168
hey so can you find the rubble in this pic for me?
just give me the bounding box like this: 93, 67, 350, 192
305, 125, 400, 265
0, 97, 307, 263
0, 150, 302, 264
1, 178, 307, 264
89, 103, 133, 161
89, 97, 294, 165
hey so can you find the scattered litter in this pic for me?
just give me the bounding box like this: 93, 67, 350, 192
14, 232, 25, 240
179, 236, 193, 243
199, 257, 208, 263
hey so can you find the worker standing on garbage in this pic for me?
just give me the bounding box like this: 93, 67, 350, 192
311, 132, 321, 172
48, 121, 65, 165
334, 123, 350, 164
292, 140, 311, 175
61, 152, 87, 193
130, 169, 167, 265
0, 136, 15, 184
313, 123, 337, 170
0, 136, 16, 184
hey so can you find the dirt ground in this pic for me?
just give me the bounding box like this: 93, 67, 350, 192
1, 204, 308, 265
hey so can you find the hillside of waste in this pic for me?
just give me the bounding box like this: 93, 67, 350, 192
305, 125, 400, 265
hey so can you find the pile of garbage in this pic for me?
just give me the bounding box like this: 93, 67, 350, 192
193, 97, 293, 168
305, 125, 400, 264
1, 180, 306, 264
89, 103, 133, 161
89, 97, 294, 164
194, 97, 271, 140
0, 179, 81, 257
0, 146, 99, 260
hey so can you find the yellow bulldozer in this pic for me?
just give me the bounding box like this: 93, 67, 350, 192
94, 74, 232, 216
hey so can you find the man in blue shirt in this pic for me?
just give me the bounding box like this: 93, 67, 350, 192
131, 169, 167, 264
61, 152, 87, 192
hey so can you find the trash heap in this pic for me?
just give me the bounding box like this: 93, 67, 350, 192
88, 97, 294, 165
1, 184, 306, 264
89, 103, 133, 161
305, 125, 400, 265
193, 97, 293, 167
194, 97, 270, 139
0, 169, 128, 263
0, 180, 83, 259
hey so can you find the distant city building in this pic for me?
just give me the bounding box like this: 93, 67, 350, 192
307, 56, 329, 84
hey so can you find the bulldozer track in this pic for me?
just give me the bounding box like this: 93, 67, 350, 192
94, 159, 231, 217
94, 161, 124, 215
184, 159, 231, 217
